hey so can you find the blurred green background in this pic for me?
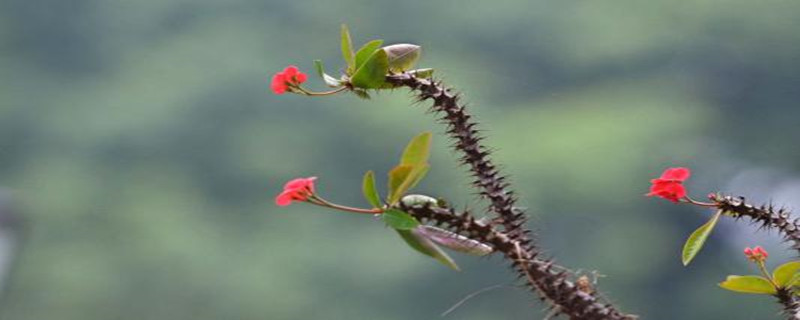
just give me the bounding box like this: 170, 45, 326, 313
1, 0, 799, 319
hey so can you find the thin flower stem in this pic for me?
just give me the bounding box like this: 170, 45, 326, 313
757, 261, 780, 289
309, 195, 383, 214
683, 197, 717, 207
294, 86, 347, 96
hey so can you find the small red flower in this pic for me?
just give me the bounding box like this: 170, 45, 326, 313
275, 176, 317, 206
270, 65, 308, 95
646, 167, 691, 202
744, 246, 768, 262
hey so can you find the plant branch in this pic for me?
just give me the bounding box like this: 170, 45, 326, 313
399, 202, 637, 320
775, 288, 800, 320
710, 194, 800, 255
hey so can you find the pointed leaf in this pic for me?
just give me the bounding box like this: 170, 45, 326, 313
340, 24, 355, 72
682, 210, 722, 266
313, 60, 342, 87
417, 226, 493, 256
383, 44, 421, 72
382, 208, 420, 230
362, 170, 382, 209
774, 261, 800, 287
396, 228, 460, 271
350, 49, 389, 89
401, 132, 432, 166
387, 164, 429, 204
355, 39, 384, 70
388, 165, 413, 203
719, 275, 777, 294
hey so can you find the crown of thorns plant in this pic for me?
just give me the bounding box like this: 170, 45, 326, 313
270, 25, 800, 320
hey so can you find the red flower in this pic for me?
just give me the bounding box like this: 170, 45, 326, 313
275, 176, 317, 206
646, 167, 690, 202
271, 65, 308, 95
744, 246, 768, 262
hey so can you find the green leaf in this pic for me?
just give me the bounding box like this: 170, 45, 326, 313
417, 226, 493, 256
387, 164, 429, 204
362, 170, 382, 209
682, 210, 723, 266
400, 132, 432, 166
396, 228, 460, 271
313, 60, 342, 87
354, 39, 384, 71
340, 24, 355, 72
388, 165, 413, 203
382, 209, 420, 230
719, 275, 778, 295
383, 44, 422, 72
408, 68, 434, 78
350, 49, 389, 89
774, 261, 800, 287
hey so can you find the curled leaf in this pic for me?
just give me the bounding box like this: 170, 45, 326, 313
417, 226, 493, 256
383, 44, 421, 72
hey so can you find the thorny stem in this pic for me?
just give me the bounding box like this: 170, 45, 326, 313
400, 202, 637, 320
387, 72, 636, 319
710, 194, 800, 256
775, 288, 800, 320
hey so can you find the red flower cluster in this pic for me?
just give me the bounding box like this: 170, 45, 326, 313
646, 167, 690, 202
744, 246, 768, 262
275, 177, 317, 206
271, 65, 307, 95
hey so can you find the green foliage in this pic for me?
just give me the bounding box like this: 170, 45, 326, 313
382, 208, 420, 230
682, 210, 722, 266
349, 49, 389, 89
386, 132, 432, 204
396, 228, 460, 271
354, 40, 384, 71
340, 24, 355, 73
313, 60, 342, 87
362, 170, 382, 209
773, 261, 800, 288
719, 275, 777, 295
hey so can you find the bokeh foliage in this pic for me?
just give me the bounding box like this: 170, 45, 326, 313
1, 0, 799, 319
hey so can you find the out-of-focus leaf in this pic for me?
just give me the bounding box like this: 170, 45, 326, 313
383, 44, 421, 72
682, 209, 722, 266
341, 24, 355, 72
382, 208, 420, 230
396, 228, 460, 271
313, 60, 342, 87
409, 68, 434, 78
719, 275, 777, 294
773, 261, 800, 287
350, 49, 389, 89
417, 226, 493, 256
355, 39, 384, 70
400, 132, 432, 166
362, 170, 382, 209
